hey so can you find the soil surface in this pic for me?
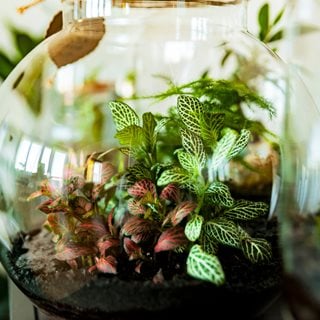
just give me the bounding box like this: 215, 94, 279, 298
0, 216, 283, 320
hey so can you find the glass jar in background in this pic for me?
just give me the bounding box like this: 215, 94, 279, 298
0, 0, 288, 318
278, 0, 320, 319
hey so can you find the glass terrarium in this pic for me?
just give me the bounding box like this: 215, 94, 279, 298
0, 0, 287, 318
278, 0, 320, 318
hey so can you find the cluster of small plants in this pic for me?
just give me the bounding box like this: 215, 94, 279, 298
29, 76, 276, 285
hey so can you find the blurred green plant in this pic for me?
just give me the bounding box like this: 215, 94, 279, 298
0, 27, 41, 80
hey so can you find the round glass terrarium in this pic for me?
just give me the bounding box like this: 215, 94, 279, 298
0, 0, 287, 318
277, 0, 320, 318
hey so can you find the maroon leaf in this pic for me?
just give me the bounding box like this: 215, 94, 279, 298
95, 256, 117, 274
76, 219, 107, 239
100, 162, 116, 184
46, 212, 72, 235
97, 237, 119, 256
159, 183, 180, 203
170, 201, 197, 226
107, 209, 118, 236
128, 179, 156, 198
154, 226, 189, 253
128, 199, 146, 215
152, 268, 164, 284
121, 216, 159, 242
123, 237, 143, 260
72, 197, 93, 215
55, 243, 96, 261
37, 199, 54, 214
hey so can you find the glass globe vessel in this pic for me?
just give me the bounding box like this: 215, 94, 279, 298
0, 0, 288, 318
277, 0, 320, 318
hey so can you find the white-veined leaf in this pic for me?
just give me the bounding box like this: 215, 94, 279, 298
204, 218, 240, 248
177, 150, 199, 172
109, 101, 140, 130
185, 214, 204, 241
187, 244, 225, 285
115, 125, 144, 147
157, 168, 190, 186
224, 200, 269, 221
227, 128, 251, 159
205, 182, 234, 207
241, 238, 272, 263
142, 112, 156, 150
200, 112, 225, 144
177, 95, 203, 135
181, 129, 206, 167
210, 129, 238, 170
201, 232, 219, 255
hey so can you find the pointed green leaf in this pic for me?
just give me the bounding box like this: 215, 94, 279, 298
177, 150, 200, 172
181, 129, 206, 167
115, 125, 144, 147
227, 128, 251, 159
241, 238, 272, 263
258, 3, 270, 41
187, 244, 225, 285
210, 129, 238, 170
204, 218, 240, 248
185, 214, 204, 241
200, 112, 225, 145
109, 101, 140, 131
237, 225, 251, 240
272, 7, 285, 26
177, 95, 203, 135
142, 112, 156, 151
127, 164, 152, 181
224, 200, 269, 221
201, 232, 219, 255
157, 168, 190, 186
205, 182, 234, 208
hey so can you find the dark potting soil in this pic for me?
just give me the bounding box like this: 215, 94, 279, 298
0, 216, 282, 320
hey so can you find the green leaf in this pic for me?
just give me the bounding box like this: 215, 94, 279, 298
0, 52, 15, 80
157, 168, 190, 186
237, 225, 251, 240
204, 218, 240, 248
115, 125, 144, 147
109, 101, 140, 131
224, 200, 269, 221
14, 32, 39, 57
185, 214, 204, 241
181, 129, 206, 167
258, 3, 270, 41
227, 128, 251, 159
200, 112, 225, 145
267, 30, 283, 43
176, 150, 200, 172
241, 238, 272, 263
142, 112, 156, 150
205, 182, 234, 208
127, 164, 152, 181
272, 7, 285, 26
210, 129, 238, 170
201, 232, 219, 255
177, 95, 203, 135
187, 244, 225, 285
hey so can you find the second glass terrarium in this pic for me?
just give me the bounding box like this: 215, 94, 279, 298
0, 0, 287, 318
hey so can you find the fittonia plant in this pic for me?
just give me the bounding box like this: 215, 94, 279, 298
30, 77, 275, 285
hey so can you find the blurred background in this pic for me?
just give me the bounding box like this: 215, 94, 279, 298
0, 0, 288, 319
